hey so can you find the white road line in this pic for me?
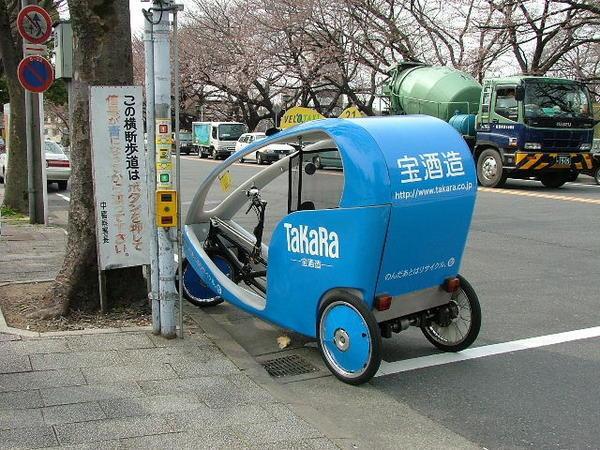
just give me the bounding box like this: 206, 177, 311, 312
376, 326, 600, 377
55, 193, 70, 202
478, 187, 600, 205
509, 178, 600, 188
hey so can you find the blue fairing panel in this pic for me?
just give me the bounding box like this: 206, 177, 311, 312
360, 115, 478, 295
265, 206, 390, 337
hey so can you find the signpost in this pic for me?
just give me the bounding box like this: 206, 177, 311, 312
17, 1, 53, 225
89, 86, 152, 311
279, 106, 324, 129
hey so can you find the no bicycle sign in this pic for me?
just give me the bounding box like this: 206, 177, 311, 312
17, 5, 53, 44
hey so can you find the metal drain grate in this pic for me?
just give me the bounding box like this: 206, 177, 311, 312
262, 354, 319, 378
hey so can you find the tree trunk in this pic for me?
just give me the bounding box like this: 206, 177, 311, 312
39, 0, 146, 316
0, 0, 28, 213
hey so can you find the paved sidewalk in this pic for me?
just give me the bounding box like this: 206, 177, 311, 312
0, 186, 67, 284
0, 223, 66, 284
0, 186, 337, 448
0, 329, 336, 449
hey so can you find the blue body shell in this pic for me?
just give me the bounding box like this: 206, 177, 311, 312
184, 115, 477, 338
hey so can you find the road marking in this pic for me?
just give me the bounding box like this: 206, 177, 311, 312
55, 193, 70, 202
514, 178, 600, 189
478, 187, 600, 205
376, 326, 600, 377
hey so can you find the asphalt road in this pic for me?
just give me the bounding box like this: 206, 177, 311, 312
46, 155, 600, 448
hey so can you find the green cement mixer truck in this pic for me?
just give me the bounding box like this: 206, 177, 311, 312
384, 62, 596, 188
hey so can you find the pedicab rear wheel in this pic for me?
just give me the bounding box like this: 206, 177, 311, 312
421, 275, 481, 352
317, 296, 382, 385
175, 251, 234, 307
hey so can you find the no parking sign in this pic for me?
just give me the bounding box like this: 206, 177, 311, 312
17, 55, 54, 93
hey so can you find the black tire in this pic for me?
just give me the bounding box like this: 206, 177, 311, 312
199, 150, 207, 159
257, 154, 264, 165
477, 148, 506, 187
421, 275, 481, 352
313, 155, 322, 169
57, 180, 68, 191
0, 168, 4, 184
594, 167, 600, 186
540, 173, 567, 188
317, 295, 382, 385
567, 170, 578, 182
175, 251, 235, 307
211, 148, 218, 160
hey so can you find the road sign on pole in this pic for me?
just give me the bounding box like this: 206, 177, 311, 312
18, 0, 49, 226
17, 55, 54, 93
17, 5, 52, 44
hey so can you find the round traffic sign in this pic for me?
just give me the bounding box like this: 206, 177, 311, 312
17, 5, 52, 44
17, 56, 54, 93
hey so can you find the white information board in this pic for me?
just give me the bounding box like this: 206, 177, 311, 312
90, 86, 151, 270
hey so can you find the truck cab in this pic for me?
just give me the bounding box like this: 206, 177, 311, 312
475, 77, 595, 187
192, 122, 247, 160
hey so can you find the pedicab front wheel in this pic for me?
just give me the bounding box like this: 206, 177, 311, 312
317, 296, 382, 385
421, 275, 481, 352
175, 251, 235, 307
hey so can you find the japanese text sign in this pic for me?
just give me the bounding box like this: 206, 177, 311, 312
90, 86, 151, 270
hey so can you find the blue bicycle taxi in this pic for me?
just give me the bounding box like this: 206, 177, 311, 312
181, 115, 481, 385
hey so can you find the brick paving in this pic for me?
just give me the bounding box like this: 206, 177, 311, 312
0, 331, 334, 449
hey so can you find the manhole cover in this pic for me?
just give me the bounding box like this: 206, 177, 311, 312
262, 354, 319, 378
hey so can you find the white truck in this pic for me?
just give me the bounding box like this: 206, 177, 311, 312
192, 122, 246, 159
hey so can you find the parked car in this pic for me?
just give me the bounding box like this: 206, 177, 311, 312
173, 131, 194, 155
236, 132, 295, 164
311, 149, 343, 169
45, 140, 71, 190
0, 140, 70, 189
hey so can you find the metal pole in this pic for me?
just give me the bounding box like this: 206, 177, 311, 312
143, 12, 161, 335
22, 0, 47, 225
153, 0, 177, 338
24, 90, 35, 221
172, 6, 184, 339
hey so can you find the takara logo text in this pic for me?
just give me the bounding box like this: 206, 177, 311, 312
284, 223, 340, 259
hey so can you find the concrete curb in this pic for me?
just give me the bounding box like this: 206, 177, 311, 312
0, 279, 55, 288
185, 306, 349, 446
0, 294, 154, 339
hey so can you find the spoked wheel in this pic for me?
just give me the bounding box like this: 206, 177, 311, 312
176, 252, 234, 307
317, 296, 382, 385
421, 275, 481, 352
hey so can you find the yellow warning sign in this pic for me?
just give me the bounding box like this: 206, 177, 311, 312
279, 107, 324, 129
339, 106, 365, 118
218, 171, 232, 192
